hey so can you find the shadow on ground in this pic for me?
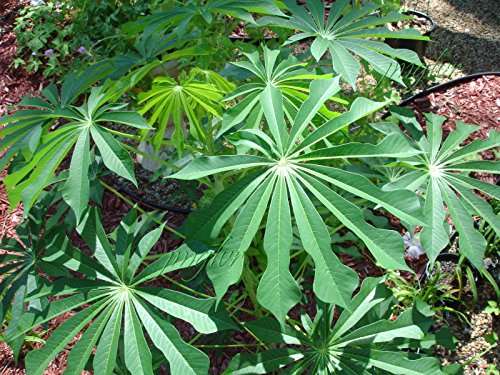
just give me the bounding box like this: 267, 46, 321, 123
426, 25, 500, 73
441, 0, 500, 29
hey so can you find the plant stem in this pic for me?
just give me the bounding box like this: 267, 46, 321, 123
105, 128, 142, 140
241, 263, 263, 318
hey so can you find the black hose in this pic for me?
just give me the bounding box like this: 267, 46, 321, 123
382, 72, 500, 119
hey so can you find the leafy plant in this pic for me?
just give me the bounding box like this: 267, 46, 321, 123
378, 108, 500, 268
221, 47, 346, 135
0, 189, 72, 359
13, 0, 75, 77
69, 0, 155, 61
120, 0, 286, 70
0, 81, 150, 219
259, 0, 427, 88
93, 30, 211, 83
225, 277, 453, 374
4, 207, 234, 375
484, 301, 500, 315
13, 0, 156, 77
138, 68, 235, 154
386, 268, 466, 320
123, 0, 285, 37
1, 1, 471, 372
173, 78, 426, 322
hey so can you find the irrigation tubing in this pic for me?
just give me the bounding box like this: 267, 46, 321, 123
383, 71, 500, 119
118, 73, 500, 212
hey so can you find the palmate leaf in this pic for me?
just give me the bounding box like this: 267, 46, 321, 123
0, 83, 150, 219
122, 0, 285, 36
0, 189, 70, 359
256, 174, 300, 324
6, 207, 232, 375
221, 47, 345, 135
382, 108, 500, 267
224, 348, 304, 374
227, 278, 450, 374
138, 69, 234, 154
258, 0, 427, 88
172, 79, 426, 320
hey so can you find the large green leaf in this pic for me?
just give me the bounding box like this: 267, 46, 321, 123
383, 112, 499, 267
90, 125, 137, 185
173, 80, 424, 318
228, 279, 450, 374
206, 174, 276, 302
420, 178, 449, 263
287, 175, 359, 306
64, 303, 116, 375
124, 298, 153, 375
173, 155, 273, 179
439, 182, 486, 268
25, 300, 109, 375
256, 174, 301, 323
94, 302, 124, 375
339, 348, 445, 374
259, 0, 426, 88
136, 288, 235, 334
0, 83, 149, 214
224, 348, 304, 374
62, 130, 90, 221
134, 299, 209, 375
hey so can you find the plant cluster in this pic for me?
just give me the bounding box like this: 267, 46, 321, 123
13, 0, 154, 77
1, 0, 499, 374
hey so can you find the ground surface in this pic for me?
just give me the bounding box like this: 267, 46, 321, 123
409, 0, 499, 74
0, 0, 499, 374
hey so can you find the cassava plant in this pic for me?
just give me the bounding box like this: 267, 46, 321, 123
120, 0, 287, 70
0, 81, 151, 220
138, 68, 235, 154
220, 46, 345, 136
375, 108, 499, 267
0, 0, 471, 372
258, 0, 427, 88
123, 0, 285, 37
225, 277, 454, 374
4, 207, 233, 375
173, 77, 427, 322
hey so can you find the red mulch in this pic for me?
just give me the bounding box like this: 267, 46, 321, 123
0, 0, 46, 118
409, 75, 499, 141
408, 74, 499, 186
0, 0, 39, 244
1, 0, 498, 372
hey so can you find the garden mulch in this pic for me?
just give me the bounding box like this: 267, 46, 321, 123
0, 0, 45, 118
409, 74, 499, 187
1, 0, 499, 374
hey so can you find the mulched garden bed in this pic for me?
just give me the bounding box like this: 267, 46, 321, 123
1, 1, 499, 374
408, 74, 499, 186
0, 0, 46, 118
